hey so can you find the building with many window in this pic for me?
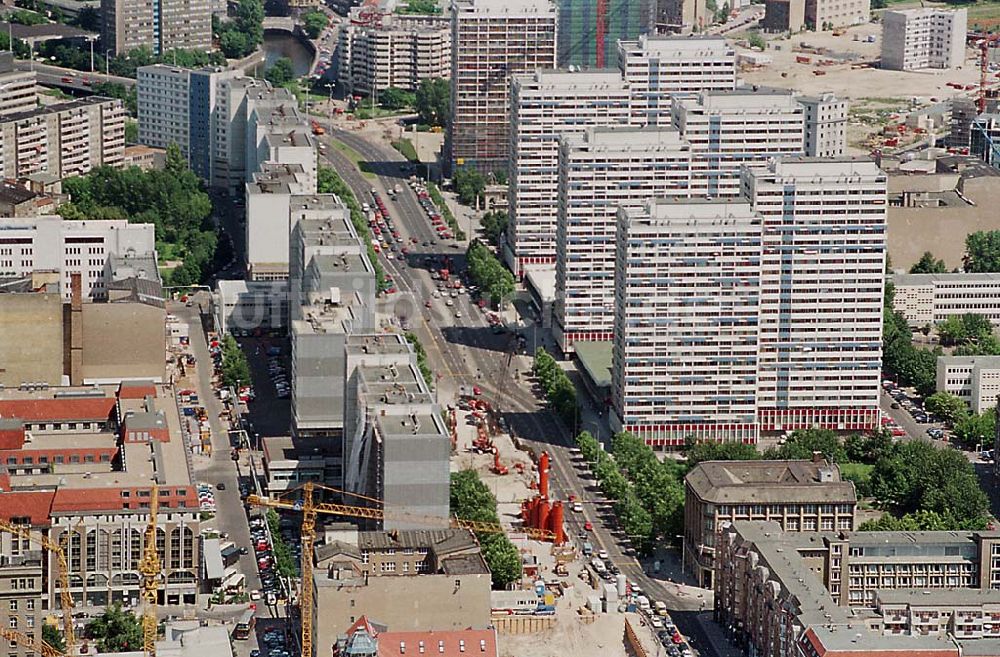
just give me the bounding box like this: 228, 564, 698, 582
892, 273, 1000, 326
609, 198, 763, 446
744, 157, 887, 435
936, 356, 1000, 415
617, 36, 736, 127
0, 52, 37, 118
672, 87, 805, 197
799, 92, 847, 157
447, 0, 557, 175
683, 457, 856, 588
804, 0, 870, 31
715, 521, 1000, 657
101, 0, 212, 56
554, 127, 694, 352
0, 382, 201, 657
339, 12, 451, 96
506, 70, 632, 275
881, 8, 967, 71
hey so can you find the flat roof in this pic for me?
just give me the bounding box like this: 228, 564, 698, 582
574, 341, 613, 390
877, 587, 1000, 606
203, 537, 224, 580
346, 333, 411, 356
893, 272, 1000, 286
801, 625, 960, 655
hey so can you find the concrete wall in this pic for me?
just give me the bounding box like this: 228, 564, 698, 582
80, 302, 166, 383
0, 293, 64, 386
314, 573, 492, 655
888, 176, 1000, 270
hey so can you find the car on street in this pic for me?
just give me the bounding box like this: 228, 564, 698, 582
216, 482, 226, 490
584, 521, 593, 531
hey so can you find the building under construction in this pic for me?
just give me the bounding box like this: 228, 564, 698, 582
557, 0, 654, 68
0, 382, 201, 657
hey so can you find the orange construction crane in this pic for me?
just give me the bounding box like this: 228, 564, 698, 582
0, 519, 75, 654
980, 35, 1000, 113
138, 486, 160, 657
0, 628, 64, 657
247, 482, 554, 657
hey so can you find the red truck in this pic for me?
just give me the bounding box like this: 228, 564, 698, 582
440, 269, 450, 282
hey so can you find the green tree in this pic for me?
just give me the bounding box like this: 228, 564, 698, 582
217, 0, 263, 58
453, 166, 486, 207
747, 31, 765, 49
396, 0, 441, 13
379, 87, 415, 110
859, 509, 960, 531
404, 332, 433, 388
766, 428, 847, 463
219, 31, 250, 59
86, 604, 143, 653
301, 9, 329, 38
450, 470, 522, 587
843, 431, 893, 464
221, 335, 251, 388
965, 230, 1000, 273
924, 391, 970, 425
685, 440, 759, 465
415, 77, 449, 127
265, 57, 296, 85
467, 240, 515, 307
480, 210, 508, 248
92, 82, 137, 115
953, 410, 996, 450
479, 533, 522, 588
909, 251, 947, 274
42, 624, 66, 653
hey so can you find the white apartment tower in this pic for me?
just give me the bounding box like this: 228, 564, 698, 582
340, 13, 451, 96
554, 127, 695, 353
447, 0, 558, 175
506, 70, 631, 275
799, 93, 847, 158
610, 199, 763, 447
671, 87, 805, 197
743, 157, 887, 435
137, 66, 191, 158
617, 36, 736, 127
881, 8, 967, 71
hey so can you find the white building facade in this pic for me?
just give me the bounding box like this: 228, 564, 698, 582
617, 36, 736, 127
610, 199, 763, 446
340, 13, 451, 95
506, 70, 631, 275
0, 216, 155, 301
799, 93, 847, 157
892, 273, 1000, 326
554, 127, 695, 353
881, 8, 967, 71
936, 356, 1000, 415
672, 88, 805, 197
744, 157, 887, 435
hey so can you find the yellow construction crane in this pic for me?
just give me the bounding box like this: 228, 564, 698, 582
247, 482, 554, 657
0, 519, 75, 653
0, 628, 64, 657
138, 486, 160, 657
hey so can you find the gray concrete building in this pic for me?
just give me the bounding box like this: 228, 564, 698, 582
343, 334, 450, 528
102, 0, 212, 56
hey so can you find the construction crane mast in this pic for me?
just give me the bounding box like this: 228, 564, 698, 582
247, 483, 554, 657
0, 520, 75, 653
139, 486, 160, 657
979, 35, 1000, 114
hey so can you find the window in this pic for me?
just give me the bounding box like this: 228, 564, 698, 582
8, 601, 16, 611
26, 600, 34, 611
8, 618, 16, 629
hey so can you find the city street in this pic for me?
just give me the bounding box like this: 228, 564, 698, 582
321, 125, 733, 657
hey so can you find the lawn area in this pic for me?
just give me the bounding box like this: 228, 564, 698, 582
953, 0, 1000, 29
330, 140, 376, 179
392, 138, 418, 162
839, 462, 874, 480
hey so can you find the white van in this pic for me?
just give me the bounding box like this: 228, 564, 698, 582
654, 600, 668, 617
637, 595, 651, 612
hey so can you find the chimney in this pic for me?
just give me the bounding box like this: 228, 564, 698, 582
811, 450, 824, 465
68, 272, 83, 385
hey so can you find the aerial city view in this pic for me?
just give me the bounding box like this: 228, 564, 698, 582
7, 0, 1000, 654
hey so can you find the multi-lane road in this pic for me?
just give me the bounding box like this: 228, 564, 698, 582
320, 126, 733, 657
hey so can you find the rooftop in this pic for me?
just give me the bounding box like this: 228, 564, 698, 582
2, 96, 119, 124
621, 34, 732, 54
358, 361, 432, 405
892, 272, 1000, 286
454, 0, 556, 15
876, 587, 1000, 606
346, 333, 412, 357
800, 625, 959, 656
563, 126, 689, 151
357, 528, 477, 555
514, 68, 628, 90
686, 460, 856, 504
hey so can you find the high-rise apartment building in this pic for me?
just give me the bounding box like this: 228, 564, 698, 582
0, 52, 37, 118
0, 98, 125, 180
339, 13, 451, 96
137, 65, 241, 185
610, 198, 763, 446
554, 127, 694, 353
881, 8, 967, 71
447, 0, 557, 175
799, 92, 847, 157
804, 0, 869, 31
618, 36, 736, 126
101, 0, 212, 56
506, 70, 631, 275
671, 87, 805, 196
557, 0, 653, 68
506, 37, 736, 276
744, 157, 887, 434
